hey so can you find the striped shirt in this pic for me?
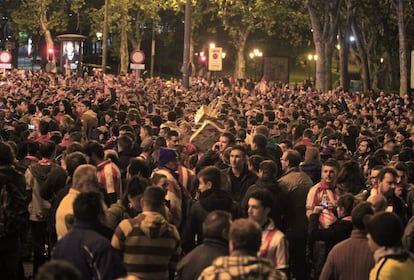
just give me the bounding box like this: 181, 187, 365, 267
259, 219, 289, 269
111, 211, 181, 280
306, 181, 338, 228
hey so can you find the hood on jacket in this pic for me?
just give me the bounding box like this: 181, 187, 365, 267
140, 212, 169, 238
29, 164, 55, 181
83, 109, 97, 118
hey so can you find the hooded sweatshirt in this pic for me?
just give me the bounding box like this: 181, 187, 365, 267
111, 211, 181, 280
198, 250, 287, 280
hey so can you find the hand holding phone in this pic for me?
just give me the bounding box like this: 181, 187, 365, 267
320, 202, 329, 209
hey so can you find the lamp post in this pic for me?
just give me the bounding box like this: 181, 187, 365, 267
209, 42, 215, 79
249, 48, 263, 82
102, 0, 109, 73
182, 0, 191, 89
96, 32, 102, 54
336, 44, 340, 72
221, 51, 226, 77
307, 53, 317, 87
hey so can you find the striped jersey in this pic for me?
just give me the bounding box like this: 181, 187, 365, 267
258, 219, 289, 269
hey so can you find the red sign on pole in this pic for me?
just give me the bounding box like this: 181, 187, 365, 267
0, 51, 12, 63
130, 50, 145, 64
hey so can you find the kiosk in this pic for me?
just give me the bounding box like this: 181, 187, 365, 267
56, 34, 87, 77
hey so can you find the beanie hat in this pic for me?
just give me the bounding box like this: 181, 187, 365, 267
158, 147, 177, 168
365, 212, 403, 247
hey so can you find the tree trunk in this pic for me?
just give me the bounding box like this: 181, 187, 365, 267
119, 4, 129, 74
189, 36, 195, 76
351, 20, 370, 92
307, 0, 327, 91
339, 1, 353, 92
394, 0, 407, 96
129, 10, 143, 50
234, 29, 249, 79
314, 42, 325, 91
39, 3, 56, 72
339, 36, 350, 92
325, 42, 335, 90
307, 0, 342, 92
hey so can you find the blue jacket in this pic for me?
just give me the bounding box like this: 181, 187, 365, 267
52, 221, 126, 280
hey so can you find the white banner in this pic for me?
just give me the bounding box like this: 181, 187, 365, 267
208, 47, 222, 71
0, 63, 12, 69
130, 63, 145, 70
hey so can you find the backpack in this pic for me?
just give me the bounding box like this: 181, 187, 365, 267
0, 182, 28, 238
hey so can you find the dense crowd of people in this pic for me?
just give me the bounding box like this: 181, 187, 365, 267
0, 69, 414, 280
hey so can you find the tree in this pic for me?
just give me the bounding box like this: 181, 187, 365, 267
306, 0, 343, 91
211, 0, 279, 79
107, 0, 182, 73
12, 0, 86, 71
393, 0, 407, 96
189, 0, 223, 76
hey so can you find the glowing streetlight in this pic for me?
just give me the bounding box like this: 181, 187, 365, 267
209, 42, 216, 49
95, 32, 103, 54
250, 48, 263, 81
253, 49, 263, 57
222, 52, 226, 59
307, 53, 317, 80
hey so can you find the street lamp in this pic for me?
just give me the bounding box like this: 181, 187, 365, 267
249, 48, 263, 81
307, 53, 317, 86
336, 44, 340, 72
208, 43, 217, 79
96, 32, 102, 54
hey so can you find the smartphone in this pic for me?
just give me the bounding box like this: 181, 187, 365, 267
28, 124, 35, 130
320, 202, 329, 209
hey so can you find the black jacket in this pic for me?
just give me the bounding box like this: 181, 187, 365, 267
308, 214, 353, 253
0, 165, 28, 238
181, 188, 233, 253
221, 167, 258, 203
177, 237, 229, 280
